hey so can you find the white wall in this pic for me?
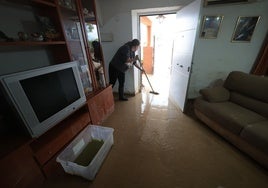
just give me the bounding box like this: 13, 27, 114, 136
98, 0, 194, 94
188, 1, 268, 98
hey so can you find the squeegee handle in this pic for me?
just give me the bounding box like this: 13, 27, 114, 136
136, 56, 155, 92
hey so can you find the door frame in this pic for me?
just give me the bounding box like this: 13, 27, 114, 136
131, 6, 181, 93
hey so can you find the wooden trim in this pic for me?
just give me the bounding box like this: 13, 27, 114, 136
140, 16, 152, 26
92, 0, 108, 84
0, 41, 66, 46
76, 0, 99, 90
251, 32, 268, 75
252, 43, 268, 75
55, 1, 73, 61
31, 0, 56, 7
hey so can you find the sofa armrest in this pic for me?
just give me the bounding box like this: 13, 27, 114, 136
200, 86, 230, 102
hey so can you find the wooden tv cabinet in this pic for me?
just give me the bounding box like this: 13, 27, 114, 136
0, 85, 114, 187
0, 104, 90, 187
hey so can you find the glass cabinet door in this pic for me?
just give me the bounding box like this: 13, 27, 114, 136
80, 0, 107, 89
58, 0, 93, 95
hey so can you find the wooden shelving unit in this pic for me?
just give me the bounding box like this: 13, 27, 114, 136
0, 0, 114, 186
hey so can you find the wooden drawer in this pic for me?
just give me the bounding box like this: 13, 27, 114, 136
42, 152, 66, 179
30, 106, 91, 166
0, 144, 44, 188
87, 86, 114, 124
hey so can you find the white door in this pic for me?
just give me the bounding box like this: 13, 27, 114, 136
169, 0, 201, 112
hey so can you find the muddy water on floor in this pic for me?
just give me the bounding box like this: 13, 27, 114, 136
43, 88, 268, 188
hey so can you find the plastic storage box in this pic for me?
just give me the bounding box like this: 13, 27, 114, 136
56, 125, 114, 180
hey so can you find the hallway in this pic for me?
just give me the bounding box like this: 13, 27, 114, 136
43, 89, 268, 188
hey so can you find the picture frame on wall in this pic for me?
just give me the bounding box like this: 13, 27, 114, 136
200, 15, 223, 39
232, 16, 260, 42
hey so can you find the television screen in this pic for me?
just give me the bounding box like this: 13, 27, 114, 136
0, 61, 86, 138
20, 68, 80, 122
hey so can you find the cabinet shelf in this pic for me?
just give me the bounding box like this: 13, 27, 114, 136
31, 0, 56, 7
59, 4, 76, 12
67, 39, 81, 42
0, 0, 56, 8
84, 14, 96, 22
0, 41, 66, 46
85, 85, 109, 99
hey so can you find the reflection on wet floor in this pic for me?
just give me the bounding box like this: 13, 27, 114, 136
99, 88, 268, 188
141, 72, 171, 106
42, 77, 268, 188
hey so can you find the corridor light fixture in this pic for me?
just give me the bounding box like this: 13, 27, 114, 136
156, 14, 166, 24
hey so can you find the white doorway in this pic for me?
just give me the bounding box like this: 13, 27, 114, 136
139, 14, 176, 99
132, 1, 201, 111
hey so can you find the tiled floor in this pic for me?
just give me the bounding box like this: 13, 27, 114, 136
43, 85, 268, 188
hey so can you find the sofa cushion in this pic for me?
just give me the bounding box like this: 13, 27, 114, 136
224, 71, 268, 103
194, 98, 266, 135
230, 92, 268, 118
240, 120, 268, 154
200, 86, 230, 102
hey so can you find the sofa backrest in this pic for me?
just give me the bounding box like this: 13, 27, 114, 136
224, 71, 268, 102
230, 92, 268, 118
224, 71, 268, 118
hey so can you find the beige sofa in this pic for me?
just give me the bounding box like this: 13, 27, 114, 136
194, 71, 268, 168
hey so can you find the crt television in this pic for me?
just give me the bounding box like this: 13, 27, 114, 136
0, 61, 86, 138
